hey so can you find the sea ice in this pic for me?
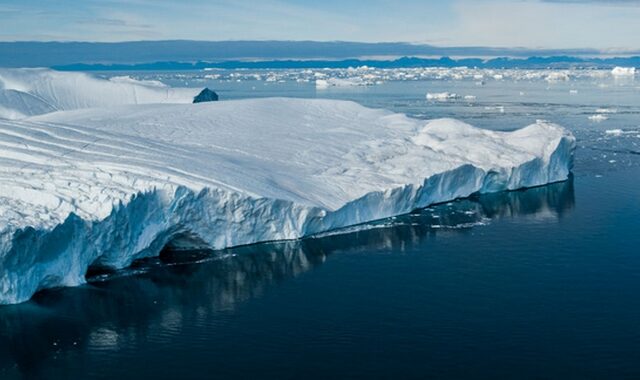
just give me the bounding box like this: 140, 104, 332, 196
426, 92, 459, 101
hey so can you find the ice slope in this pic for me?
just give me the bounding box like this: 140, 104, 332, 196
0, 68, 197, 119
0, 97, 575, 304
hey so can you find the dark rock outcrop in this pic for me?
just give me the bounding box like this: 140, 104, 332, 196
193, 88, 219, 103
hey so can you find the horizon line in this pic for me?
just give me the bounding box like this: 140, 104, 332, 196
1, 39, 637, 54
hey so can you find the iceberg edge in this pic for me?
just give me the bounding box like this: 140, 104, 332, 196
0, 72, 577, 303
1, 131, 574, 305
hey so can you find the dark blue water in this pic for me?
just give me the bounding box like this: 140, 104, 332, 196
1, 72, 640, 379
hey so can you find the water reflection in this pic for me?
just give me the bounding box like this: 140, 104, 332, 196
0, 179, 574, 379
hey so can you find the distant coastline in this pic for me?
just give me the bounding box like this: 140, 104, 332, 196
52, 56, 640, 71
2, 40, 639, 69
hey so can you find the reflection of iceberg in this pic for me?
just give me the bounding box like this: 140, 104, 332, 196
0, 178, 575, 377
468, 176, 574, 219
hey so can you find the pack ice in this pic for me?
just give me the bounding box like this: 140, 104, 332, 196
0, 69, 575, 304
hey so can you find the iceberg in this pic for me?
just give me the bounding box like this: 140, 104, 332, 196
611, 67, 636, 77
0, 68, 197, 119
315, 77, 369, 89
0, 72, 575, 305
588, 114, 608, 122
426, 92, 459, 101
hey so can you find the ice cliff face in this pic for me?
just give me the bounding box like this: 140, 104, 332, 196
0, 70, 575, 304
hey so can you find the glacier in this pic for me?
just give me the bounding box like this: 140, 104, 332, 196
0, 69, 575, 304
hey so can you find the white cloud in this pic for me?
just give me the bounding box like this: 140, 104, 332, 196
434, 0, 640, 48
1, 0, 640, 48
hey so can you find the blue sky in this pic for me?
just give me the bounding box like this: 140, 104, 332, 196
1, 0, 639, 49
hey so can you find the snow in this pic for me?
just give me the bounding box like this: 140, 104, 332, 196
0, 70, 576, 304
0, 68, 197, 119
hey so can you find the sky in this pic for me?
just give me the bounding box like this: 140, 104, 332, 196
1, 0, 640, 49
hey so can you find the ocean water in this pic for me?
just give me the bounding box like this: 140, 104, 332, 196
1, 70, 640, 379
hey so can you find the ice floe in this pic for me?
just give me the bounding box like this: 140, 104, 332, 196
426, 92, 459, 101
588, 114, 608, 122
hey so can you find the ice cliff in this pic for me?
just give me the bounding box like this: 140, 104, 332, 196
0, 70, 575, 304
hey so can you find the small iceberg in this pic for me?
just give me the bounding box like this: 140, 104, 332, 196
588, 114, 608, 122
315, 77, 369, 89
426, 92, 459, 101
611, 67, 636, 77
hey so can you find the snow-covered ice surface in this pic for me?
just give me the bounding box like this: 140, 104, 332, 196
0, 68, 197, 119
0, 70, 576, 304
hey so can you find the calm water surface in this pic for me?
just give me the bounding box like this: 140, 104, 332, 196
1, 72, 639, 379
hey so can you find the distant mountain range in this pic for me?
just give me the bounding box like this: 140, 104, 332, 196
53, 56, 640, 71
1, 40, 638, 69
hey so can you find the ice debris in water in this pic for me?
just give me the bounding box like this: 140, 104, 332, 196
50, 66, 635, 88
606, 129, 624, 136
588, 114, 608, 122
426, 92, 459, 101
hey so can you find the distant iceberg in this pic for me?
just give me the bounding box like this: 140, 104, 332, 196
426, 92, 459, 101
0, 70, 575, 304
611, 67, 636, 77
315, 77, 370, 88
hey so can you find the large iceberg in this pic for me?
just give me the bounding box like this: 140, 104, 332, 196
0, 70, 575, 304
